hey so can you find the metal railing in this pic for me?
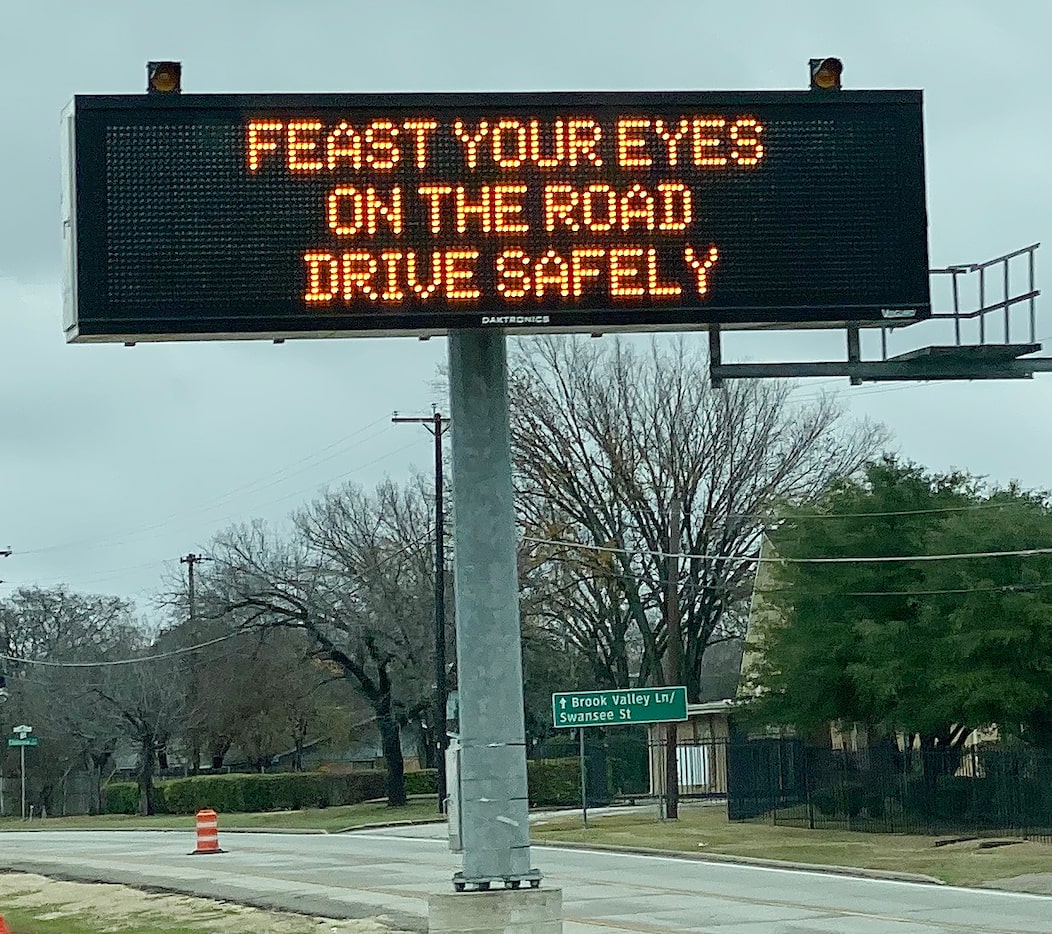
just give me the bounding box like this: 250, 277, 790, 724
927, 242, 1040, 350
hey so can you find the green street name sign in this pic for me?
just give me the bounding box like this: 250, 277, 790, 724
7, 738, 38, 747
552, 687, 688, 729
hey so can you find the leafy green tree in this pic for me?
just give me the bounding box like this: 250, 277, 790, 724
747, 458, 1052, 752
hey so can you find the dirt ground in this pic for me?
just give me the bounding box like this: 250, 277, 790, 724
0, 872, 414, 933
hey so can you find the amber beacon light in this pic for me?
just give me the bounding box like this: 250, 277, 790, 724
147, 61, 182, 94
809, 57, 843, 91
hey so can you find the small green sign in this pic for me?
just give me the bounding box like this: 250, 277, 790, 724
552, 686, 688, 729
7, 738, 37, 747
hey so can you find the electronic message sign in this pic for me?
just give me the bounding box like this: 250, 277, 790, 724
62, 91, 929, 342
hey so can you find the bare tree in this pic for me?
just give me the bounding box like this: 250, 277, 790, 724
0, 587, 130, 660
0, 587, 137, 815
22, 666, 123, 815
91, 642, 187, 816
159, 612, 347, 773
203, 479, 435, 806
511, 337, 885, 698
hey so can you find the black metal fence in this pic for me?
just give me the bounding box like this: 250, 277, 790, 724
647, 735, 730, 800
727, 737, 1052, 844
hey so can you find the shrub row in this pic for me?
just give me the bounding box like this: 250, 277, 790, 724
398, 760, 585, 807
105, 759, 585, 815
527, 758, 581, 807
104, 782, 143, 815
104, 770, 390, 815
404, 769, 439, 796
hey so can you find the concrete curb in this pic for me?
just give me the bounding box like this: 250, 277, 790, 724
333, 818, 445, 834
0, 826, 184, 834
221, 827, 329, 835
534, 839, 946, 886
0, 826, 328, 835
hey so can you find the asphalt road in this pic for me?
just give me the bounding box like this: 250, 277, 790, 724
1, 826, 1050, 933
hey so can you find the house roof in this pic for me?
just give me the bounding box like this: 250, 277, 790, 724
697, 638, 745, 703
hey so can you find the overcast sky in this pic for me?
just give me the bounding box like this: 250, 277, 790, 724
2, 0, 1051, 606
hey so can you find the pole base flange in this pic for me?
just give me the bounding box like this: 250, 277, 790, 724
452, 869, 543, 892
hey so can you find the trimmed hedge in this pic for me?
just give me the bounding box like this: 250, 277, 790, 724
164, 775, 247, 814
528, 758, 581, 807
161, 773, 328, 814
104, 782, 142, 815
399, 761, 586, 806
325, 771, 388, 806
405, 769, 439, 796
104, 770, 389, 815
104, 759, 585, 815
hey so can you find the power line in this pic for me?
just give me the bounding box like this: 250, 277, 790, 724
0, 529, 437, 670
15, 417, 398, 558
737, 501, 1030, 520
530, 549, 1052, 597
754, 580, 1052, 598
523, 535, 1052, 565
0, 633, 241, 668
3, 438, 424, 594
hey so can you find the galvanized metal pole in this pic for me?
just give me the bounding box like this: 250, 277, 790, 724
447, 330, 538, 890
20, 745, 26, 821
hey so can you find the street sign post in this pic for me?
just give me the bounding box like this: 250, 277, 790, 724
10, 725, 35, 819
552, 687, 688, 828
551, 687, 688, 729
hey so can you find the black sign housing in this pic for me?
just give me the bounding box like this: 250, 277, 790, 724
62, 90, 929, 341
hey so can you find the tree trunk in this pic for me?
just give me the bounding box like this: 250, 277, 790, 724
917, 733, 956, 824
378, 712, 407, 807
86, 755, 101, 816
137, 732, 156, 817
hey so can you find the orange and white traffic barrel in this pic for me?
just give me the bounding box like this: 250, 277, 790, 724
191, 808, 225, 854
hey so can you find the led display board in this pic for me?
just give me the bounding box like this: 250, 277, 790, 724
62, 91, 929, 341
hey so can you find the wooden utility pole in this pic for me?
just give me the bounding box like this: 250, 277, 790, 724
664, 498, 683, 820
180, 553, 211, 627
392, 410, 451, 813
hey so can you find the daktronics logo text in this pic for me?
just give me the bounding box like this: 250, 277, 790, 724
481, 315, 551, 326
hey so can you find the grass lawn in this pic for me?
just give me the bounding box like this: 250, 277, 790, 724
531, 804, 1052, 887
0, 909, 230, 934
0, 798, 442, 834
